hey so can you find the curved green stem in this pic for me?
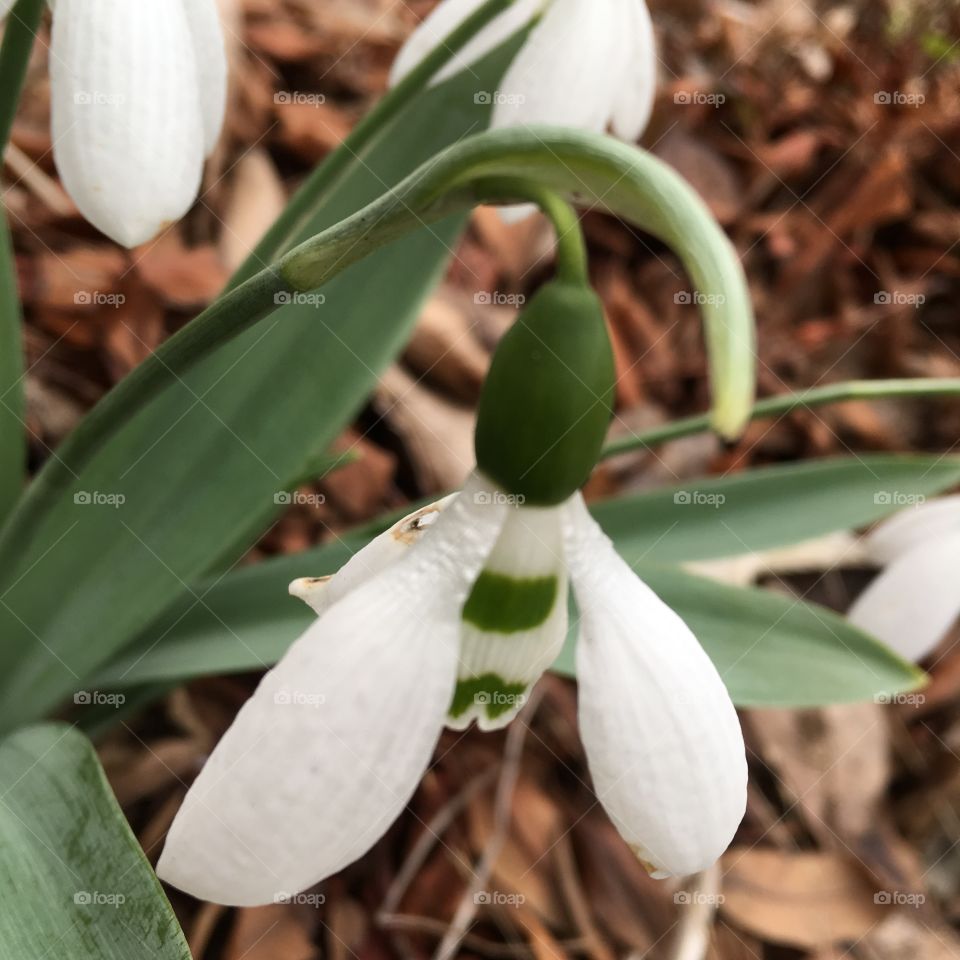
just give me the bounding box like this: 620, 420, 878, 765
0, 127, 754, 572
601, 378, 960, 458
526, 188, 588, 285
0, 0, 44, 154
229, 0, 520, 287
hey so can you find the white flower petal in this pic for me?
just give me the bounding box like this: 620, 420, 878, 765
610, 0, 657, 141
50, 0, 205, 247
0, 0, 15, 21
563, 495, 747, 877
289, 496, 456, 616
492, 0, 628, 133
389, 0, 543, 88
862, 495, 960, 564
848, 531, 960, 663
181, 0, 227, 155
449, 503, 567, 731
158, 474, 508, 906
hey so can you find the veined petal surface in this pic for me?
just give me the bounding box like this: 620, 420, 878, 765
181, 0, 228, 154
564, 495, 747, 877
158, 474, 508, 905
50, 0, 205, 246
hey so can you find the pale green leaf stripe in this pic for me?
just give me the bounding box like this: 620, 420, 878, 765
94, 455, 948, 705
593, 453, 960, 564
0, 724, 191, 960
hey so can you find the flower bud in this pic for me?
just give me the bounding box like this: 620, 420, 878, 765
475, 280, 615, 505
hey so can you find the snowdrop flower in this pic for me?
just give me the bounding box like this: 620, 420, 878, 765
390, 0, 657, 143
42, 0, 227, 247
848, 496, 960, 662
157, 278, 746, 906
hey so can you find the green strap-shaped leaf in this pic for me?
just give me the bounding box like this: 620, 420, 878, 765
0, 40, 522, 735
0, 723, 190, 959
95, 455, 940, 706
593, 454, 960, 564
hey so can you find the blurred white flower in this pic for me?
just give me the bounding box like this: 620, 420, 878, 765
157, 472, 746, 906
390, 0, 657, 142
41, 0, 227, 247
848, 496, 960, 662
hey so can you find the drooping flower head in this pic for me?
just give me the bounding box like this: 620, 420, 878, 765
158, 277, 747, 906
16, 0, 227, 247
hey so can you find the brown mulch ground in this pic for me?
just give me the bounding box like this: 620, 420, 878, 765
7, 0, 960, 957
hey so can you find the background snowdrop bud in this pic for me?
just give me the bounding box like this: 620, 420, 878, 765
49, 0, 221, 247
848, 497, 960, 663
474, 280, 615, 505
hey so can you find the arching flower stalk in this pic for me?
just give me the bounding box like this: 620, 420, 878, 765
158, 268, 747, 907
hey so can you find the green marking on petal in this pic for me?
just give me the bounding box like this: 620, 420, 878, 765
449, 674, 529, 721
462, 571, 558, 633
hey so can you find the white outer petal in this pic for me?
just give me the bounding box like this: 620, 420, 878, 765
610, 0, 657, 141
492, 0, 629, 133
848, 531, 960, 663
0, 0, 15, 21
50, 0, 205, 247
450, 503, 568, 731
389, 0, 543, 88
563, 495, 747, 877
181, 0, 227, 154
289, 495, 457, 616
158, 474, 508, 906
861, 495, 960, 564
